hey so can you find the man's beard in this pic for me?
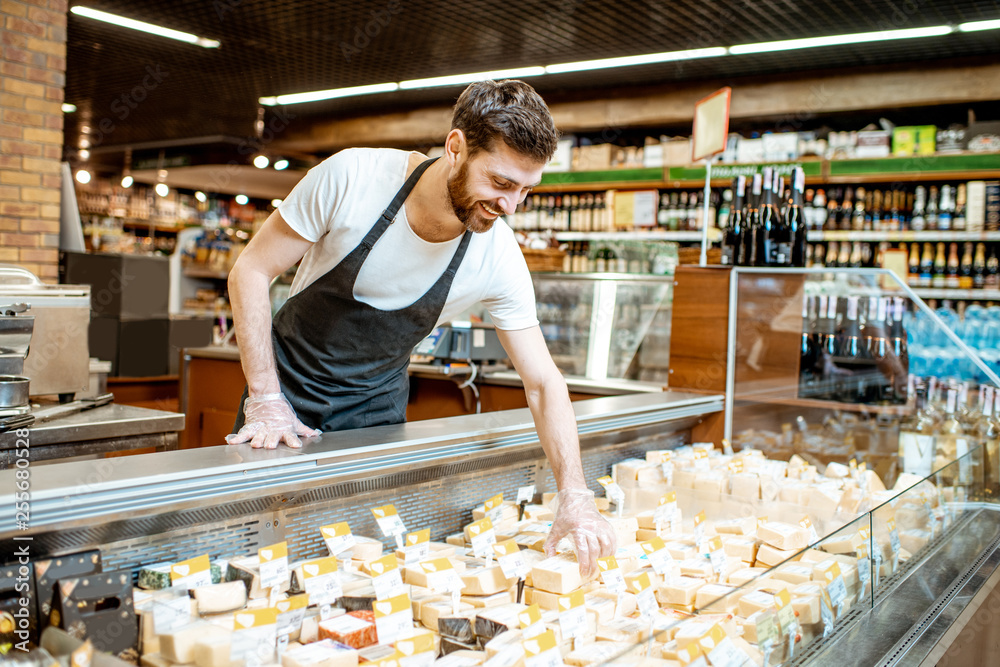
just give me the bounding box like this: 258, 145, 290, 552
447, 160, 497, 234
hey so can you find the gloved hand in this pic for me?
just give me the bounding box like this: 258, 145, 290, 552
225, 392, 321, 449
543, 488, 617, 578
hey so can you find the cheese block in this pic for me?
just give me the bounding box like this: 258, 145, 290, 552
226, 557, 290, 599
789, 590, 822, 624
301, 612, 327, 644
473, 501, 520, 525
721, 537, 758, 563
435, 650, 487, 667
461, 564, 516, 596
614, 458, 654, 482
899, 529, 931, 555
797, 548, 832, 563
677, 558, 713, 579
138, 563, 173, 590
693, 584, 737, 613
530, 555, 582, 594
441, 637, 479, 656
729, 473, 761, 500
583, 594, 617, 625
192, 634, 237, 667
655, 577, 705, 606
727, 567, 768, 587
358, 644, 398, 663
824, 462, 850, 479
590, 589, 638, 619
483, 628, 522, 657
663, 542, 697, 561
141, 655, 187, 667
607, 517, 639, 546
403, 558, 466, 588
281, 639, 359, 667
338, 585, 377, 612
672, 469, 697, 489
422, 601, 475, 633
160, 623, 229, 663
754, 544, 801, 568
671, 620, 719, 650
474, 603, 526, 641
344, 537, 384, 562
318, 613, 378, 649
714, 517, 756, 536
777, 481, 810, 505
463, 590, 515, 609
736, 590, 775, 618
439, 611, 479, 643
771, 563, 814, 586
596, 617, 650, 643
192, 581, 248, 615
564, 641, 633, 667
757, 522, 809, 552
693, 472, 727, 500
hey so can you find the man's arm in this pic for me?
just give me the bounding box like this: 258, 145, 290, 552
226, 210, 319, 448
496, 326, 615, 576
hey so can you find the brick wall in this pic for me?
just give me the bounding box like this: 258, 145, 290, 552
0, 0, 67, 282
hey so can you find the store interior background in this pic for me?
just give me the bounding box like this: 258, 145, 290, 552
3, 0, 1000, 420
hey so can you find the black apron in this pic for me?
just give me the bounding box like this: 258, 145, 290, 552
234, 157, 472, 433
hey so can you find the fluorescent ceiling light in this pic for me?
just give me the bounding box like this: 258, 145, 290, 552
399, 67, 546, 90
545, 47, 728, 74
235, 194, 249, 205
273, 159, 289, 171
958, 19, 1000, 32
61, 103, 76, 113
259, 82, 399, 106
253, 155, 269, 169
729, 25, 953, 55
71, 6, 220, 48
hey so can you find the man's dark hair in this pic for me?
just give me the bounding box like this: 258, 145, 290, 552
451, 80, 559, 163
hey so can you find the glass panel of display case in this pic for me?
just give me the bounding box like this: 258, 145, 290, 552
532, 274, 673, 381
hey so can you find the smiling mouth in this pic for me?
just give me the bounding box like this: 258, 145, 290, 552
480, 202, 501, 217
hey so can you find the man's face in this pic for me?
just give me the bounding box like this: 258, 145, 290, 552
447, 140, 545, 233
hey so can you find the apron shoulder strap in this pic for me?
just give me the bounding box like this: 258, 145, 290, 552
379, 156, 438, 224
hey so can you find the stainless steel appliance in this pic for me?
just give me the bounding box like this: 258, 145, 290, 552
0, 265, 91, 398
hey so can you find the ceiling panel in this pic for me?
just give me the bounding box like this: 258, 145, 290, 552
64, 0, 1000, 167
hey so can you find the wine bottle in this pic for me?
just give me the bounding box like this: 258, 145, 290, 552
936, 387, 971, 482
890, 297, 909, 403
988, 248, 1000, 289
721, 176, 745, 266
973, 243, 987, 289
932, 242, 947, 288
813, 243, 826, 267
908, 243, 921, 286
813, 188, 828, 230
838, 240, 851, 268
911, 186, 927, 232
839, 295, 867, 402
852, 186, 867, 231
756, 168, 779, 266
959, 242, 974, 290
788, 167, 807, 267
799, 295, 820, 396
656, 193, 670, 229
954, 184, 968, 231
926, 186, 940, 230
899, 380, 936, 476
919, 243, 934, 287
744, 173, 763, 266
946, 242, 960, 288
938, 185, 954, 231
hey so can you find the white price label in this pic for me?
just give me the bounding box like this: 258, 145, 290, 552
661, 461, 674, 485
470, 528, 498, 559
258, 543, 290, 590
857, 555, 871, 590
706, 637, 749, 667
888, 520, 901, 557
372, 569, 406, 600
525, 649, 562, 667
276, 598, 308, 637
819, 594, 834, 636
404, 543, 430, 564
900, 434, 934, 477
709, 547, 726, 574
321, 523, 357, 556
644, 548, 674, 576
598, 557, 626, 595
558, 607, 587, 640
375, 611, 411, 646
827, 576, 847, 611
429, 569, 465, 594
372, 506, 407, 538
152, 594, 191, 635
231, 611, 278, 664
169, 556, 213, 591
636, 586, 657, 618
517, 485, 536, 504
497, 551, 529, 579
304, 571, 342, 606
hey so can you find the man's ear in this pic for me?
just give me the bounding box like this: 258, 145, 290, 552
444, 129, 466, 167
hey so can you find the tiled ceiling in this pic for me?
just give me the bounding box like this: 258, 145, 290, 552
65, 0, 1000, 167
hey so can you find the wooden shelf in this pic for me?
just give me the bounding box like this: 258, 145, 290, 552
533, 153, 1000, 193
555, 230, 721, 242
183, 265, 230, 280
911, 288, 1000, 301
808, 231, 1000, 242
734, 375, 910, 416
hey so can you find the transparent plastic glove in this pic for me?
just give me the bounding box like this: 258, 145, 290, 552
543, 488, 617, 579
225, 392, 321, 449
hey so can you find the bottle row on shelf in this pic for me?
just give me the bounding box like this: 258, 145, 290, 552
719, 167, 808, 267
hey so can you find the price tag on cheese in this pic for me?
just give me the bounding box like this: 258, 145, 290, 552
493, 540, 530, 579
597, 476, 626, 508
597, 556, 626, 594
372, 505, 407, 540
626, 571, 657, 618
755, 609, 779, 649
370, 554, 406, 600
169, 554, 212, 590
799, 516, 820, 544
693, 449, 710, 470
756, 516, 768, 529
258, 542, 290, 590
693, 511, 707, 548
419, 557, 464, 594
655, 492, 679, 533
403, 529, 431, 564
676, 642, 708, 667
727, 459, 744, 474
640, 537, 675, 577
557, 589, 587, 639
467, 518, 498, 559
697, 624, 748, 667
321, 522, 356, 556
518, 604, 546, 639
395, 631, 436, 667
818, 589, 835, 636
773, 590, 796, 635
373, 592, 413, 645
151, 590, 192, 635
275, 594, 309, 637
856, 533, 872, 591
887, 516, 901, 558
919, 492, 933, 515
517, 485, 536, 504
231, 608, 278, 664
484, 494, 505, 525
816, 560, 847, 612
706, 536, 726, 574
301, 556, 342, 606
648, 451, 675, 485
522, 630, 562, 667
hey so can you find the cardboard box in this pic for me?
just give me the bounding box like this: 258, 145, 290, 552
856, 130, 891, 158
966, 122, 1000, 153
573, 143, 614, 171
892, 126, 936, 156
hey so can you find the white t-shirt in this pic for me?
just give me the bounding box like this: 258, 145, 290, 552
279, 148, 538, 331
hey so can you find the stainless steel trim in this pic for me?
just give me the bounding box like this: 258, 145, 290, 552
530, 273, 675, 282
0, 391, 722, 537
0, 404, 184, 449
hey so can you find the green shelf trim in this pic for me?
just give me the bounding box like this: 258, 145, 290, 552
667, 161, 823, 181
828, 153, 1000, 176
539, 167, 664, 186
